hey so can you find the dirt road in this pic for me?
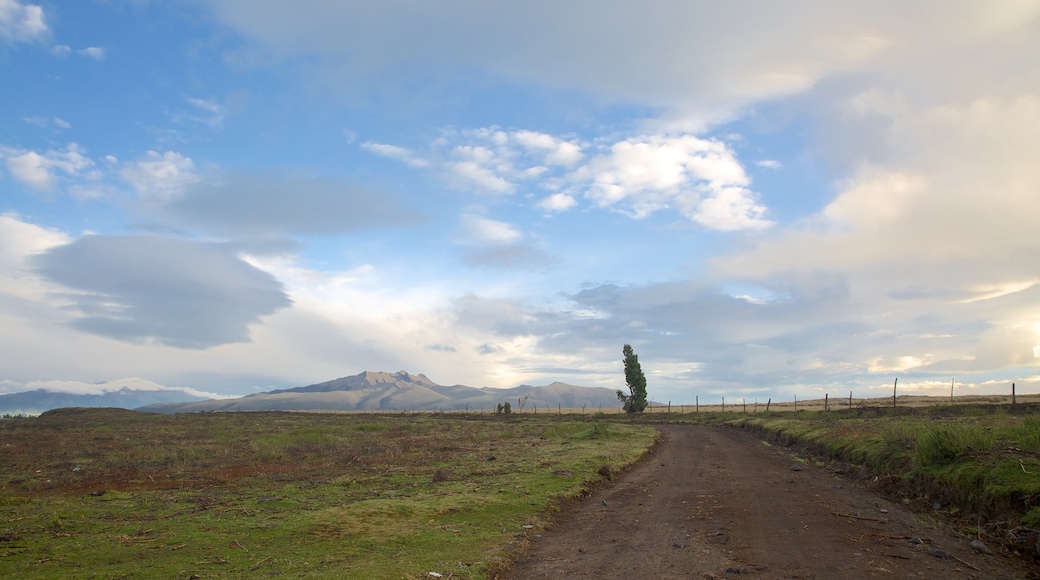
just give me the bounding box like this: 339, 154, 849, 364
502, 424, 1038, 579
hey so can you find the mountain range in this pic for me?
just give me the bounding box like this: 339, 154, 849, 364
0, 382, 211, 416
137, 370, 624, 413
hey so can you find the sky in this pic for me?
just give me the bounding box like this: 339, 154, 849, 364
2, 0, 1040, 403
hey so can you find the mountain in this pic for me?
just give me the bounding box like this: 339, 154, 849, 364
137, 370, 624, 413
0, 379, 213, 416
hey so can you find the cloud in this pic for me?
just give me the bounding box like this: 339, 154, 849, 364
23, 116, 70, 130
461, 213, 521, 243
182, 97, 226, 128
77, 46, 105, 60
371, 128, 772, 230
457, 213, 554, 270
0, 0, 47, 44
121, 150, 197, 201
49, 43, 69, 56
19, 377, 224, 399
361, 142, 430, 168
575, 134, 771, 228
537, 193, 577, 212
0, 213, 69, 301
31, 235, 292, 349
755, 160, 781, 169
161, 173, 423, 237
462, 244, 555, 271
0, 143, 96, 191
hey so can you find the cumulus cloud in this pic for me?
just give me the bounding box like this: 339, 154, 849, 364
0, 0, 47, 44
537, 192, 577, 212
0, 143, 97, 191
161, 172, 423, 237
31, 235, 292, 349
370, 128, 772, 230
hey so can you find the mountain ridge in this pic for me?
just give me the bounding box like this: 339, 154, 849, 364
137, 370, 623, 413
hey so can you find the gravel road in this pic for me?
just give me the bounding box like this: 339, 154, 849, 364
501, 424, 1038, 579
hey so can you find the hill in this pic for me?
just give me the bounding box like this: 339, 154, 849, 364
137, 370, 623, 413
0, 379, 212, 416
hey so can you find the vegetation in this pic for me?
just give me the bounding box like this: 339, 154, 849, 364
617, 344, 648, 414
715, 404, 1040, 545
0, 409, 657, 579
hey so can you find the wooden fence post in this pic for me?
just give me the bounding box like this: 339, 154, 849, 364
824, 394, 828, 412
893, 378, 898, 408
766, 398, 771, 412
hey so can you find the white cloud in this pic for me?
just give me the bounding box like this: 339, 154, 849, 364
0, 143, 96, 191
692, 187, 771, 231
755, 159, 781, 169
577, 134, 755, 221
369, 128, 772, 230
121, 150, 197, 201
24, 116, 70, 130
20, 377, 225, 399
49, 43, 69, 56
461, 213, 522, 243
184, 97, 226, 128
0, 214, 69, 309
537, 193, 577, 212
77, 46, 105, 60
0, 0, 47, 44
361, 142, 430, 168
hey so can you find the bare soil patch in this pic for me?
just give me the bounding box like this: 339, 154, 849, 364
501, 424, 1039, 579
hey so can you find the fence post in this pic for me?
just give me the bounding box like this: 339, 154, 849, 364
893, 377, 898, 408
696, 396, 699, 413
743, 398, 746, 413
824, 393, 828, 412
849, 391, 852, 410
766, 398, 771, 412
722, 397, 725, 412
1013, 382, 1016, 405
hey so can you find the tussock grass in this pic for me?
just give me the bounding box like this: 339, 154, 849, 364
0, 410, 657, 579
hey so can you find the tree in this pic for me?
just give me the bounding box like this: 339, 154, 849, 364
617, 344, 648, 413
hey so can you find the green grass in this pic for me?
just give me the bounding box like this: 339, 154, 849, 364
0, 410, 657, 579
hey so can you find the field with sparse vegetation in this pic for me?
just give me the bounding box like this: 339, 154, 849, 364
706, 403, 1040, 556
0, 409, 657, 579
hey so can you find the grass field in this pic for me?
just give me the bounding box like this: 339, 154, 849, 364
0, 409, 657, 579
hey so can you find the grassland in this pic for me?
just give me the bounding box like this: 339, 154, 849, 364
0, 409, 657, 579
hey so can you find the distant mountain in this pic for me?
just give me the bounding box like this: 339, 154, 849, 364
137, 370, 624, 413
0, 379, 213, 416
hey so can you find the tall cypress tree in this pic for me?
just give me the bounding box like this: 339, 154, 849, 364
617, 344, 648, 413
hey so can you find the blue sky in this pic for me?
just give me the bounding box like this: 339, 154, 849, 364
2, 0, 1039, 402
